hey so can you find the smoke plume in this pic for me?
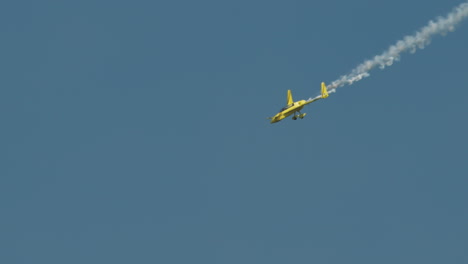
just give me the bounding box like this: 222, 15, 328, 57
327, 1, 468, 93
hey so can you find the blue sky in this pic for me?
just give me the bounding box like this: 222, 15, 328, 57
2, 0, 467, 263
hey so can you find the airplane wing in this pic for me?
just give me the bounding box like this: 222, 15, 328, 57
286, 90, 293, 106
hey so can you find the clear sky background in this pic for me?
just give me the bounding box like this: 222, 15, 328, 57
2, 0, 467, 263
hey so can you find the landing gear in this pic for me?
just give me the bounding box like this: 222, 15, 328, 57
292, 111, 307, 120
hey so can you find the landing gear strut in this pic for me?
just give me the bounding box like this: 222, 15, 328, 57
292, 111, 307, 120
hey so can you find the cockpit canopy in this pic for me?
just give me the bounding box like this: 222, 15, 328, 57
279, 105, 293, 112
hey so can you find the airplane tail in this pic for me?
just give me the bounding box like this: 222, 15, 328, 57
321, 82, 329, 98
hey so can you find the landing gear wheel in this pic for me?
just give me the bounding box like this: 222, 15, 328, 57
292, 116, 297, 120
299, 113, 307, 119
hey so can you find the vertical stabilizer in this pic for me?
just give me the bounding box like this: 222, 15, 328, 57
321, 82, 329, 98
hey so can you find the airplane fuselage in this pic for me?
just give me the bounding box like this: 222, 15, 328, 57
270, 100, 307, 123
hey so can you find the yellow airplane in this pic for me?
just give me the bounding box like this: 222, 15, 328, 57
268, 82, 329, 123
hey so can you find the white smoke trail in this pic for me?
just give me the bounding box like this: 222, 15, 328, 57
327, 1, 468, 93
